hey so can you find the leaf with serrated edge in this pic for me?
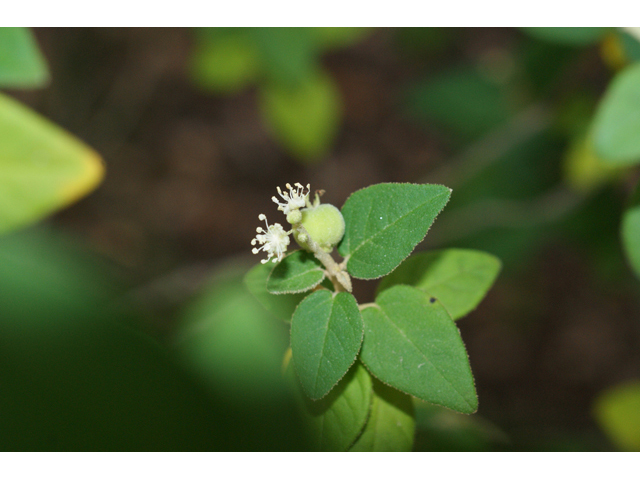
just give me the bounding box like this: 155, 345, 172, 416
291, 289, 363, 400
338, 183, 451, 279
290, 361, 372, 451
350, 378, 415, 451
243, 262, 307, 322
267, 249, 325, 294
360, 285, 477, 414
378, 248, 501, 320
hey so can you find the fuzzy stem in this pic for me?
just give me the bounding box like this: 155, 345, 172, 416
295, 225, 352, 293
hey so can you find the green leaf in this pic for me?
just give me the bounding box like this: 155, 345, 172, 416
521, 27, 608, 46
259, 71, 341, 162
378, 248, 501, 320
350, 378, 415, 451
562, 133, 625, 193
243, 262, 307, 321
413, 401, 509, 451
189, 30, 260, 94
360, 285, 477, 414
310, 27, 373, 52
292, 361, 372, 451
291, 290, 363, 400
404, 67, 512, 140
621, 182, 640, 279
177, 268, 289, 404
251, 27, 318, 87
0, 228, 303, 451
593, 380, 640, 451
618, 29, 640, 64
0, 93, 104, 236
338, 183, 451, 279
0, 27, 49, 89
267, 249, 325, 294
592, 63, 640, 165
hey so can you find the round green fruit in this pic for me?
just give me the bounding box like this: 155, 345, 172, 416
294, 204, 345, 252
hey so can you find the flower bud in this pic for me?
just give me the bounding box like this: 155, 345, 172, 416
294, 203, 345, 252
286, 210, 302, 225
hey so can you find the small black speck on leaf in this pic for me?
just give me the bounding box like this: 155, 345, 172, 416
430, 297, 436, 304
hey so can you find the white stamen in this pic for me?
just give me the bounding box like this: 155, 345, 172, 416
250, 214, 291, 264
272, 183, 310, 216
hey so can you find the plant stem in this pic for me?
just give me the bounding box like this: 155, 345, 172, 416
295, 225, 352, 293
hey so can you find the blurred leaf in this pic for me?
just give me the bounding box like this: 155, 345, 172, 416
560, 185, 628, 282
267, 249, 325, 294
437, 131, 566, 269
414, 401, 509, 451
192, 27, 249, 42
404, 67, 512, 140
378, 249, 501, 320
291, 290, 363, 400
621, 181, 640, 279
553, 93, 598, 137
601, 29, 640, 71
601, 33, 629, 71
517, 36, 577, 95
177, 268, 289, 405
339, 183, 451, 279
190, 30, 260, 94
563, 133, 625, 193
448, 131, 563, 207
259, 71, 341, 161
395, 27, 455, 58
594, 380, 640, 451
292, 361, 372, 451
0, 27, 49, 89
448, 225, 553, 274
360, 286, 477, 414
251, 27, 318, 87
618, 29, 640, 63
244, 261, 306, 321
0, 93, 104, 236
520, 27, 608, 46
350, 378, 415, 451
0, 227, 114, 335
592, 63, 640, 165
311, 27, 373, 51
0, 228, 306, 451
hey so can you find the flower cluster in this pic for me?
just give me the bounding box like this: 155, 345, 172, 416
252, 183, 310, 264
272, 183, 310, 215
251, 214, 290, 264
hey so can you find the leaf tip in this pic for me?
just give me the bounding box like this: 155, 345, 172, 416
59, 149, 105, 205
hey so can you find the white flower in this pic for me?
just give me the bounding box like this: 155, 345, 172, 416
272, 183, 310, 216
251, 214, 291, 264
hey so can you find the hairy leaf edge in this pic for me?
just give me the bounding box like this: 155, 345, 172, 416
339, 182, 452, 280
359, 302, 478, 414
290, 291, 365, 401
266, 250, 326, 295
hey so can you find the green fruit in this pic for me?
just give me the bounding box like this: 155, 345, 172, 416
294, 203, 345, 252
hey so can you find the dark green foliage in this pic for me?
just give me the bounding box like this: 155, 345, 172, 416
267, 249, 326, 294
339, 183, 451, 279
291, 290, 363, 400
360, 286, 477, 414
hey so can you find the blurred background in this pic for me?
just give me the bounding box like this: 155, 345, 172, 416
2, 27, 640, 451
